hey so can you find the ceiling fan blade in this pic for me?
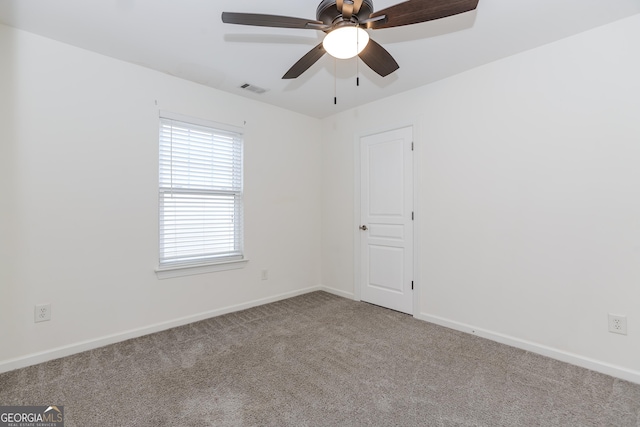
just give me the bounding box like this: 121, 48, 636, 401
282, 43, 327, 79
368, 0, 479, 29
222, 12, 328, 30
358, 39, 399, 77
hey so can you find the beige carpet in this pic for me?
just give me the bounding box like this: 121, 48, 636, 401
1, 291, 639, 426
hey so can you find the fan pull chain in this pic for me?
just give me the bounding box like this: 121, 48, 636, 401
356, 30, 360, 87
334, 58, 337, 105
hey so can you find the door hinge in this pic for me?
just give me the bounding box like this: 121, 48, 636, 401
411, 211, 414, 220
411, 142, 414, 151
411, 281, 414, 290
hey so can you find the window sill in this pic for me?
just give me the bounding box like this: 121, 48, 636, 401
155, 258, 249, 279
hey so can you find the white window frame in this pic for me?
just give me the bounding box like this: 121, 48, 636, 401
155, 111, 247, 279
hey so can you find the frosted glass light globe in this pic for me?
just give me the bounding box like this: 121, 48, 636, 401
323, 27, 370, 59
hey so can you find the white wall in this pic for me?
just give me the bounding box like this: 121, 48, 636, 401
0, 24, 322, 370
321, 14, 640, 382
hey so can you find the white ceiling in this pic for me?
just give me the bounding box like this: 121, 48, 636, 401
1, 0, 639, 118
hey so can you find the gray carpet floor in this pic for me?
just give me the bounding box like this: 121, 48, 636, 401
1, 291, 639, 426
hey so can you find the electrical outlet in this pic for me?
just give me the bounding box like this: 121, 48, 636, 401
261, 270, 268, 280
35, 304, 51, 323
608, 314, 627, 335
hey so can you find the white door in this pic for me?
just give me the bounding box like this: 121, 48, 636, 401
360, 126, 413, 314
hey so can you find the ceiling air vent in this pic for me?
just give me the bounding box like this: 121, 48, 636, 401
240, 83, 267, 94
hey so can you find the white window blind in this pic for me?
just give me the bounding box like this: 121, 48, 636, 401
159, 115, 243, 268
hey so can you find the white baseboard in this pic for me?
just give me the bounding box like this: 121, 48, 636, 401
319, 285, 355, 300
0, 286, 324, 374
416, 312, 640, 385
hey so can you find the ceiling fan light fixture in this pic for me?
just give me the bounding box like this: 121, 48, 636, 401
222, 0, 479, 78
322, 26, 370, 59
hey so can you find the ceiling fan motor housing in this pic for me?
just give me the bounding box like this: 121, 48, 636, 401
316, 0, 374, 27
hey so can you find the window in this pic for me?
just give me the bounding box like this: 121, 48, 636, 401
158, 113, 244, 272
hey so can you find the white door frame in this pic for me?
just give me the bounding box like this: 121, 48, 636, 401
353, 121, 421, 317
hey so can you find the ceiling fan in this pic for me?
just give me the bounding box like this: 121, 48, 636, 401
222, 0, 479, 79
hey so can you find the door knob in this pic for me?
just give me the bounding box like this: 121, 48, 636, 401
359, 225, 368, 231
